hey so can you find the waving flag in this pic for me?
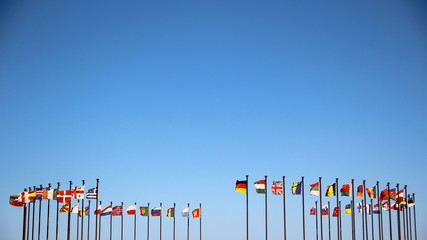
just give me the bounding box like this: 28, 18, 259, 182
325, 183, 336, 197
309, 182, 319, 196
127, 205, 136, 215
43, 187, 52, 200
101, 205, 112, 216
340, 184, 351, 197
181, 208, 189, 217
112, 206, 123, 216
94, 204, 102, 215
365, 204, 372, 214
396, 189, 405, 202
60, 204, 70, 213
254, 180, 266, 194
310, 205, 316, 215
71, 203, 80, 213
373, 204, 379, 214
382, 201, 389, 211
28, 190, 36, 201
357, 185, 364, 197
192, 208, 201, 218
79, 205, 90, 217
140, 206, 149, 216
380, 188, 389, 202
366, 186, 376, 199
357, 202, 363, 213
19, 191, 29, 204
236, 180, 247, 193
271, 181, 283, 195
35, 188, 44, 200
86, 187, 98, 199
167, 208, 175, 217
408, 197, 415, 208
345, 204, 351, 214
292, 181, 302, 195
389, 188, 396, 200
321, 205, 329, 215
57, 190, 72, 203
71, 186, 85, 199
332, 207, 339, 217
151, 207, 161, 216
9, 195, 24, 207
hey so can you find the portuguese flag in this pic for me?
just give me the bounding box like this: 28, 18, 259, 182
235, 180, 248, 193
254, 180, 266, 194
325, 183, 336, 197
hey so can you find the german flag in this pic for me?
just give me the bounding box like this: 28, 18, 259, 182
235, 180, 248, 193
325, 183, 336, 197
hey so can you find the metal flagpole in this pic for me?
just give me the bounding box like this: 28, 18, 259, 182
121, 202, 123, 240
246, 175, 249, 240
336, 179, 339, 240
302, 176, 306, 240
363, 180, 368, 240
77, 200, 80, 240
160, 202, 162, 240
316, 201, 318, 240
403, 203, 406, 240
99, 201, 102, 240
352, 179, 355, 240
110, 202, 112, 240
33, 185, 36, 240
187, 203, 189, 240
56, 183, 60, 240
47, 183, 51, 240
320, 177, 323, 240
339, 201, 342, 240
412, 193, 417, 240
405, 186, 409, 240
377, 182, 381, 240
408, 195, 412, 240
265, 175, 268, 240
134, 202, 137, 240
27, 187, 31, 240
173, 203, 176, 240
23, 188, 28, 240
95, 179, 99, 240
328, 201, 331, 240
371, 199, 374, 240
38, 184, 42, 240
396, 184, 401, 240
387, 182, 392, 240
81, 180, 85, 240
87, 201, 90, 240
147, 203, 150, 240
283, 176, 286, 240
362, 200, 365, 240
199, 203, 202, 240
67, 181, 72, 240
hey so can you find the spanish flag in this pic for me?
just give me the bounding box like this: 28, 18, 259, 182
235, 180, 247, 193
325, 183, 336, 197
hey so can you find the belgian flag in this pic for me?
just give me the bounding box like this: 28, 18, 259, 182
235, 180, 248, 193
325, 183, 336, 197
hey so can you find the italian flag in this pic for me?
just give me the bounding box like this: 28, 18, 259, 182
254, 180, 266, 194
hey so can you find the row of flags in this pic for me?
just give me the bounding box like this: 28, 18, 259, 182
56, 204, 201, 218
236, 179, 408, 202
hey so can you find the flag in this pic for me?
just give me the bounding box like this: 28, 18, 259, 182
19, 191, 29, 204
408, 197, 415, 208
101, 205, 112, 216
9, 195, 24, 207
373, 204, 379, 214
43, 187, 52, 200
52, 188, 59, 200
399, 201, 406, 210
310, 205, 316, 215
28, 190, 36, 201
127, 205, 136, 215
380, 188, 389, 202
140, 206, 149, 216
325, 183, 336, 197
57, 190, 72, 203
332, 207, 339, 217
192, 208, 201, 218
236, 180, 247, 193
79, 206, 90, 217
86, 187, 98, 199
357, 202, 363, 213
151, 207, 161, 216
271, 181, 283, 195
366, 186, 377, 199
181, 208, 189, 217
390, 202, 398, 211
71, 203, 80, 213
389, 188, 396, 200
321, 205, 329, 215
309, 182, 319, 196
71, 186, 85, 199
35, 187, 44, 200
396, 189, 405, 203
254, 180, 266, 194
112, 206, 123, 216
365, 204, 372, 215
60, 204, 70, 213
357, 185, 364, 197
167, 208, 175, 217
382, 201, 389, 211
94, 204, 102, 215
345, 204, 351, 214
292, 181, 302, 195
340, 184, 351, 197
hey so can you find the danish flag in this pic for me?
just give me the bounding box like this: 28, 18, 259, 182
57, 190, 72, 203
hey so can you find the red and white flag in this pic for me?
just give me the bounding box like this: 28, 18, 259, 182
57, 190, 72, 203
94, 204, 102, 215
127, 205, 136, 215
71, 186, 85, 199
19, 191, 29, 204
71, 203, 80, 213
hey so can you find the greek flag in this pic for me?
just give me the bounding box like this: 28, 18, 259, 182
86, 187, 97, 199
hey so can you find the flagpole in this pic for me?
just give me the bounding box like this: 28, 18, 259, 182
33, 185, 36, 240
95, 179, 99, 240
412, 193, 417, 240
387, 182, 392, 240
55, 183, 60, 240
339, 201, 342, 240
23, 188, 28, 240
265, 175, 268, 240
408, 195, 412, 240
316, 201, 318, 240
77, 200, 80, 240
371, 199, 374, 240
81, 180, 85, 240
377, 182, 382, 240
302, 176, 305, 240
134, 202, 137, 240
199, 203, 202, 240
402, 200, 406, 240
38, 184, 42, 240
110, 201, 112, 240
405, 186, 409, 240
99, 201, 102, 240
335, 178, 339, 240
246, 175, 249, 240
27, 187, 31, 240
160, 202, 162, 240
283, 176, 286, 240
121, 202, 123, 240
187, 203, 189, 240
319, 177, 323, 240
47, 183, 51, 240
352, 179, 355, 240
87, 201, 90, 240
68, 181, 72, 240
396, 184, 401, 240
362, 200, 365, 240
173, 203, 176, 240
363, 180, 368, 240
328, 201, 331, 240
147, 202, 150, 240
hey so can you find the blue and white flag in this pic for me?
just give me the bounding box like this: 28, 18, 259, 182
357, 202, 362, 213
181, 207, 189, 217
101, 205, 112, 216
86, 187, 97, 199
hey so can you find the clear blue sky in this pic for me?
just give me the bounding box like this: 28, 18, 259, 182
1, 0, 426, 239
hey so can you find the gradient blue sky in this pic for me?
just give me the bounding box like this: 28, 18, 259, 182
1, 0, 426, 239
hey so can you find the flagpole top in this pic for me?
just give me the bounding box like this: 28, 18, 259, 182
57, 182, 60, 187
82, 180, 85, 185
24, 188, 27, 191
40, 184, 42, 188
48, 183, 51, 187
